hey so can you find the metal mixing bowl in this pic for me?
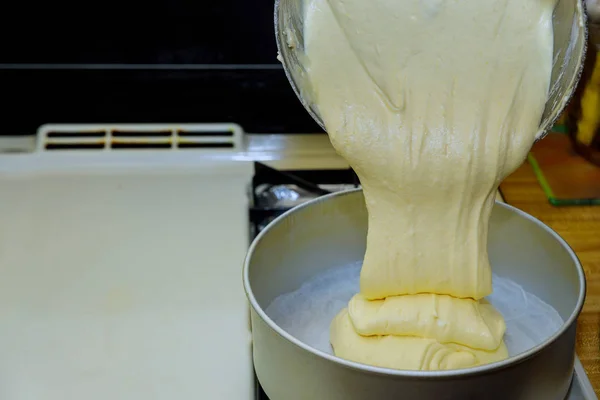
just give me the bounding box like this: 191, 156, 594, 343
244, 189, 586, 400
275, 0, 588, 140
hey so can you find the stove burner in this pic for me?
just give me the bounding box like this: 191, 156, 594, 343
249, 162, 359, 240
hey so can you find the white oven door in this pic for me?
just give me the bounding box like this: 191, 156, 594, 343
0, 154, 254, 400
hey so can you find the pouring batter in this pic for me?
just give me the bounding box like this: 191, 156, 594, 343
302, 0, 556, 370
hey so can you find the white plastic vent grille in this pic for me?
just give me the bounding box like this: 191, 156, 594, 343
36, 123, 243, 152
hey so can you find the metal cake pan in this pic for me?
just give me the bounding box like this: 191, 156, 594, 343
244, 189, 586, 400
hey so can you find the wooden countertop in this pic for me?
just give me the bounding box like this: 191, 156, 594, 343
500, 161, 600, 396
245, 134, 351, 170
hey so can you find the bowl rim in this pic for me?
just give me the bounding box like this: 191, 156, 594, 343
273, 0, 589, 142
243, 188, 587, 379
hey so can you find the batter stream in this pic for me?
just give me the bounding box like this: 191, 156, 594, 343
302, 0, 556, 370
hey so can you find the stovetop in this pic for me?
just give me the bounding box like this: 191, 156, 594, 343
247, 162, 597, 400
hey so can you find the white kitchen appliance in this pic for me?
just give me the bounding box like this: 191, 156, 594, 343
0, 124, 254, 400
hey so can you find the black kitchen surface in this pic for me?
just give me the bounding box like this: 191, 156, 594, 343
257, 380, 269, 400
0, 68, 322, 136
1, 1, 278, 65
0, 1, 324, 136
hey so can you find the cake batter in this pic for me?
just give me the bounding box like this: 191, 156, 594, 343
302, 0, 556, 370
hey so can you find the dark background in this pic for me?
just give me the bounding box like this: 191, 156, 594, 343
0, 1, 323, 135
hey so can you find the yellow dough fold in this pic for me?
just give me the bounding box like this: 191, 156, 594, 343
348, 293, 506, 351
331, 309, 508, 371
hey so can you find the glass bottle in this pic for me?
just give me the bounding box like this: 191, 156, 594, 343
568, 13, 600, 166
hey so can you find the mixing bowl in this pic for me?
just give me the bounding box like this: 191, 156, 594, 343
275, 0, 588, 141
244, 189, 586, 400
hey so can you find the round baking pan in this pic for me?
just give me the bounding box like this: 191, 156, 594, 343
244, 189, 586, 400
